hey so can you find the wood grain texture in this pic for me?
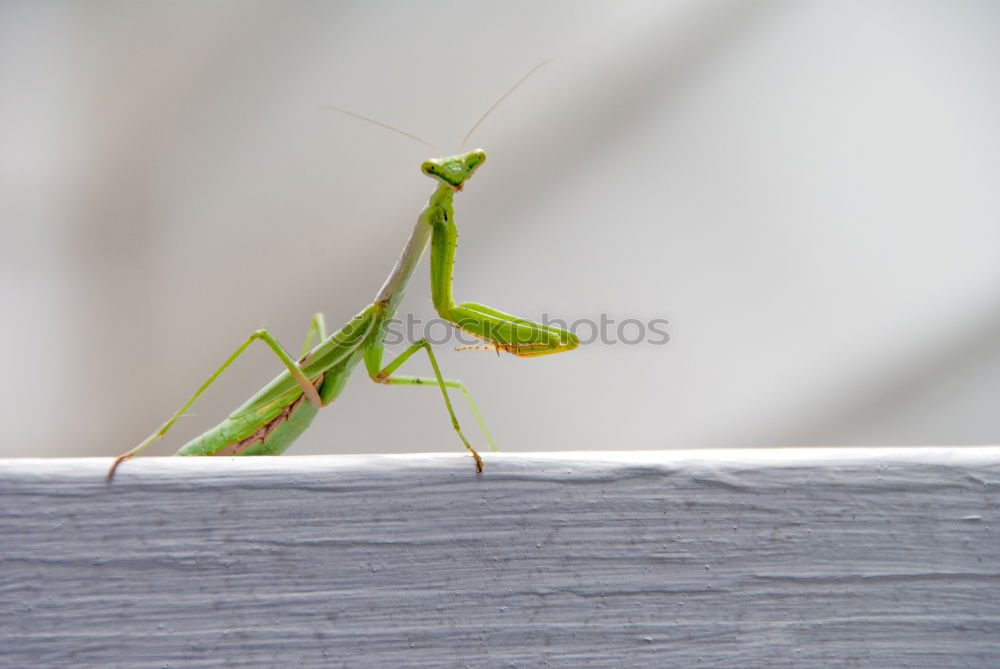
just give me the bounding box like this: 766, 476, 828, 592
2, 448, 999, 668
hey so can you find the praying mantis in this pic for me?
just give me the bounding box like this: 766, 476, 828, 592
107, 64, 578, 480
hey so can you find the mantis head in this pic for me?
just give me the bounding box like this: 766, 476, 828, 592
421, 150, 486, 191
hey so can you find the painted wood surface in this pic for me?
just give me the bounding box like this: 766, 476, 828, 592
2, 448, 998, 668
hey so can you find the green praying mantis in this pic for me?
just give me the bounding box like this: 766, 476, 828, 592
107, 63, 578, 480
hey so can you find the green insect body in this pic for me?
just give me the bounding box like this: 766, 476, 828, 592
109, 149, 578, 479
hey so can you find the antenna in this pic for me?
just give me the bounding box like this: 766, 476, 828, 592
460, 59, 553, 149
322, 105, 441, 153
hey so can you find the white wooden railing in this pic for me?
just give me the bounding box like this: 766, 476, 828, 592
2, 448, 998, 667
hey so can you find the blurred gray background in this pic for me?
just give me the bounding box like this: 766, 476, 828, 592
2, 0, 998, 460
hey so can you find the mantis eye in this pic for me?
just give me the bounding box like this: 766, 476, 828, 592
464, 150, 486, 171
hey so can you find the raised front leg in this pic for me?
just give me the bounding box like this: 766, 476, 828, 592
426, 190, 578, 357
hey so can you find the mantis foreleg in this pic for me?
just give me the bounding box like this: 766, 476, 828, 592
425, 183, 578, 357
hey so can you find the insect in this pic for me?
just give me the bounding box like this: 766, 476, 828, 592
107, 63, 578, 480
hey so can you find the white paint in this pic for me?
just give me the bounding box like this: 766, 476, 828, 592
2, 449, 999, 667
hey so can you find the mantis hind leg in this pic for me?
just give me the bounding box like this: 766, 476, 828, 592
107, 326, 324, 481
367, 339, 495, 473
300, 313, 328, 357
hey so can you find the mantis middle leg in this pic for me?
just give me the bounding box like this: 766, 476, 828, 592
366, 339, 495, 472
